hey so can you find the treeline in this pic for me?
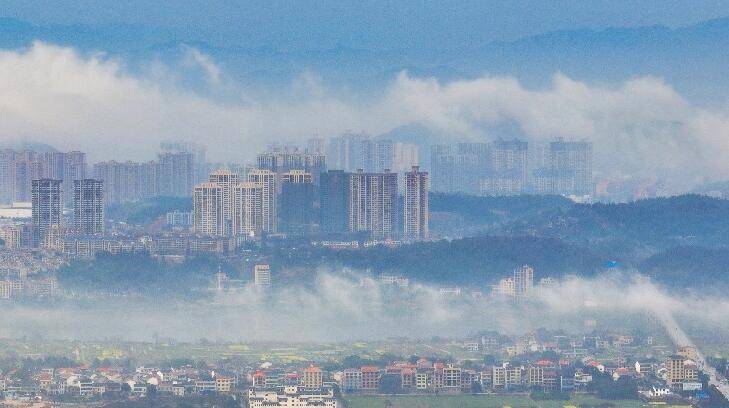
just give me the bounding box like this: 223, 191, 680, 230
295, 236, 607, 285
106, 196, 192, 225
639, 245, 729, 290
503, 194, 729, 249
57, 253, 221, 298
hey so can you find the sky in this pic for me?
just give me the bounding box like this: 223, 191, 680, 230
2, 2, 729, 193
4, 1, 729, 49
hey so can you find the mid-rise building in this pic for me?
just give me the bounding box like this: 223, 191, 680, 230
247, 386, 338, 408
403, 166, 429, 241
666, 355, 699, 388
73, 179, 104, 236
302, 366, 323, 389
254, 264, 272, 286
0, 224, 22, 249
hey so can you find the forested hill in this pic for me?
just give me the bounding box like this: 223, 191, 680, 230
497, 194, 729, 250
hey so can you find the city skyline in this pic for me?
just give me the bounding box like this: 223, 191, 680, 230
3, 3, 729, 406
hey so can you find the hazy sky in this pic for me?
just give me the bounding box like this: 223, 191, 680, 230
4, 1, 729, 48
3, 2, 729, 192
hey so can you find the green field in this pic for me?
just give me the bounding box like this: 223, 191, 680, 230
343, 395, 658, 408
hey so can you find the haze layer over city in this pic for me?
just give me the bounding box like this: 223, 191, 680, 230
2, 2, 729, 407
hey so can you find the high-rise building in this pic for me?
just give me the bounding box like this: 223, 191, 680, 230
73, 179, 104, 236
0, 149, 89, 206
160, 141, 208, 183
93, 160, 135, 204
549, 139, 593, 196
256, 148, 326, 186
373, 139, 394, 173
327, 133, 399, 173
279, 170, 315, 236
232, 182, 263, 237
403, 166, 429, 241
158, 151, 195, 197
193, 182, 224, 236
482, 139, 528, 196
247, 169, 277, 233
392, 142, 420, 173
13, 152, 44, 202
0, 150, 15, 204
32, 179, 62, 246
62, 151, 87, 205
327, 132, 369, 172
348, 169, 398, 240
319, 170, 350, 235
306, 137, 325, 154
209, 169, 239, 236
532, 139, 593, 197
513, 265, 534, 298
430, 143, 490, 194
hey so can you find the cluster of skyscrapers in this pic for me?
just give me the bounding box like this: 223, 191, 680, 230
0, 149, 87, 206
27, 178, 105, 247
193, 143, 430, 241
93, 151, 197, 205
0, 134, 595, 247
326, 132, 420, 174
431, 138, 592, 197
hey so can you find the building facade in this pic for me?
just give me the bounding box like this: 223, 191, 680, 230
73, 179, 104, 236
348, 170, 398, 240
403, 166, 429, 241
32, 179, 63, 246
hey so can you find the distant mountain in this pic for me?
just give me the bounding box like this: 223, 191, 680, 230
3, 17, 729, 100
0, 140, 58, 152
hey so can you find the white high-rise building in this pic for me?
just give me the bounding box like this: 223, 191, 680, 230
247, 169, 277, 233
193, 183, 224, 236
348, 169, 398, 240
232, 182, 263, 237
209, 168, 239, 235
513, 265, 534, 298
403, 166, 429, 241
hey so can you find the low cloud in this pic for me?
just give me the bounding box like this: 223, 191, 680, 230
0, 42, 729, 191
3, 270, 729, 345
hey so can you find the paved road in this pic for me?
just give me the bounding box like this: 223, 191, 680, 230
657, 310, 729, 399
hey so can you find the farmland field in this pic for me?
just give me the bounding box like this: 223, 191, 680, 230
343, 394, 658, 408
